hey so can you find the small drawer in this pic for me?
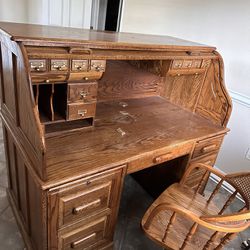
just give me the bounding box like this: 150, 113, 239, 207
60, 182, 111, 226
192, 60, 202, 68
192, 136, 224, 159
90, 60, 106, 72
182, 60, 193, 68
51, 59, 69, 71
29, 59, 47, 72
68, 71, 103, 82
68, 82, 98, 103
59, 216, 108, 250
172, 60, 183, 69
71, 60, 88, 72
30, 73, 67, 83
67, 103, 96, 120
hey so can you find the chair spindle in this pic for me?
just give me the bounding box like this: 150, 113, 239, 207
215, 233, 236, 250
203, 231, 220, 250
162, 212, 176, 242
194, 170, 208, 194
180, 222, 198, 250
219, 191, 237, 214
207, 179, 223, 204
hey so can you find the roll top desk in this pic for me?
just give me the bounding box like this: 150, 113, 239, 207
0, 22, 232, 250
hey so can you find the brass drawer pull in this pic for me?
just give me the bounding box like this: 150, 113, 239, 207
154, 152, 172, 164
72, 198, 101, 215
52, 64, 66, 71
70, 232, 96, 248
30, 60, 46, 72
80, 91, 89, 99
201, 144, 217, 153
78, 109, 87, 117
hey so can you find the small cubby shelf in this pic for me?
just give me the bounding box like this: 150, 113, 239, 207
32, 82, 95, 135
33, 82, 67, 124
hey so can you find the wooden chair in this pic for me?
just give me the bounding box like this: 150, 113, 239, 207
141, 163, 250, 250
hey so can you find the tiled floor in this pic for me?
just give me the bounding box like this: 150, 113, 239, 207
0, 119, 249, 249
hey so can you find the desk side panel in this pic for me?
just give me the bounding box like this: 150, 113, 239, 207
0, 31, 45, 179
3, 125, 47, 250
195, 53, 232, 127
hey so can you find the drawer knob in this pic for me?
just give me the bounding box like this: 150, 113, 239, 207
92, 64, 104, 72
154, 152, 172, 164
83, 77, 89, 80
70, 232, 96, 248
72, 198, 101, 215
80, 91, 88, 99
78, 109, 87, 117
30, 63, 44, 71
52, 63, 67, 71
201, 144, 217, 153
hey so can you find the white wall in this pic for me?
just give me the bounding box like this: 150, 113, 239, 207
0, 0, 92, 28
121, 0, 250, 173
0, 0, 28, 23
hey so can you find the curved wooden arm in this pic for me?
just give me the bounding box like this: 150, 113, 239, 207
202, 210, 250, 223
143, 202, 249, 233
180, 163, 225, 185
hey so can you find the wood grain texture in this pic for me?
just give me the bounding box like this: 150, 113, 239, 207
97, 61, 162, 101
0, 22, 215, 51
195, 55, 232, 127
46, 96, 227, 184
0, 22, 233, 250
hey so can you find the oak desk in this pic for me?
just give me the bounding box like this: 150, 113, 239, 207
0, 22, 232, 250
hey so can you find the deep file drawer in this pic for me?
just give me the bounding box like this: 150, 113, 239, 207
58, 215, 109, 250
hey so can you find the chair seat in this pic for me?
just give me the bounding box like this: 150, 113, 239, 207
141, 183, 223, 250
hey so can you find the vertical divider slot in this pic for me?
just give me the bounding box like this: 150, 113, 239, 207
53, 83, 67, 121
38, 84, 53, 123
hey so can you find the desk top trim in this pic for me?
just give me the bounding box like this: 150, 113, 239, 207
0, 22, 216, 52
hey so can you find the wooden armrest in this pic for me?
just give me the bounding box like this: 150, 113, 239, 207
202, 210, 250, 223
180, 163, 225, 185
143, 202, 248, 233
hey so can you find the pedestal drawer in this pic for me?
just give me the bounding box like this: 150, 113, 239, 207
192, 135, 224, 159
60, 182, 112, 226
59, 216, 108, 250
48, 165, 126, 249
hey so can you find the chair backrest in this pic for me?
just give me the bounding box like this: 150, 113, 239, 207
226, 172, 250, 209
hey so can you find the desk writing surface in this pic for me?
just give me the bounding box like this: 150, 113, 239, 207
45, 96, 227, 184
0, 22, 215, 51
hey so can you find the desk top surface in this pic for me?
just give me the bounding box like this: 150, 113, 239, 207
0, 22, 215, 51
44, 96, 226, 187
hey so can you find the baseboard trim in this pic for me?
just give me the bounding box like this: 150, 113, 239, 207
229, 90, 250, 108
209, 166, 244, 202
